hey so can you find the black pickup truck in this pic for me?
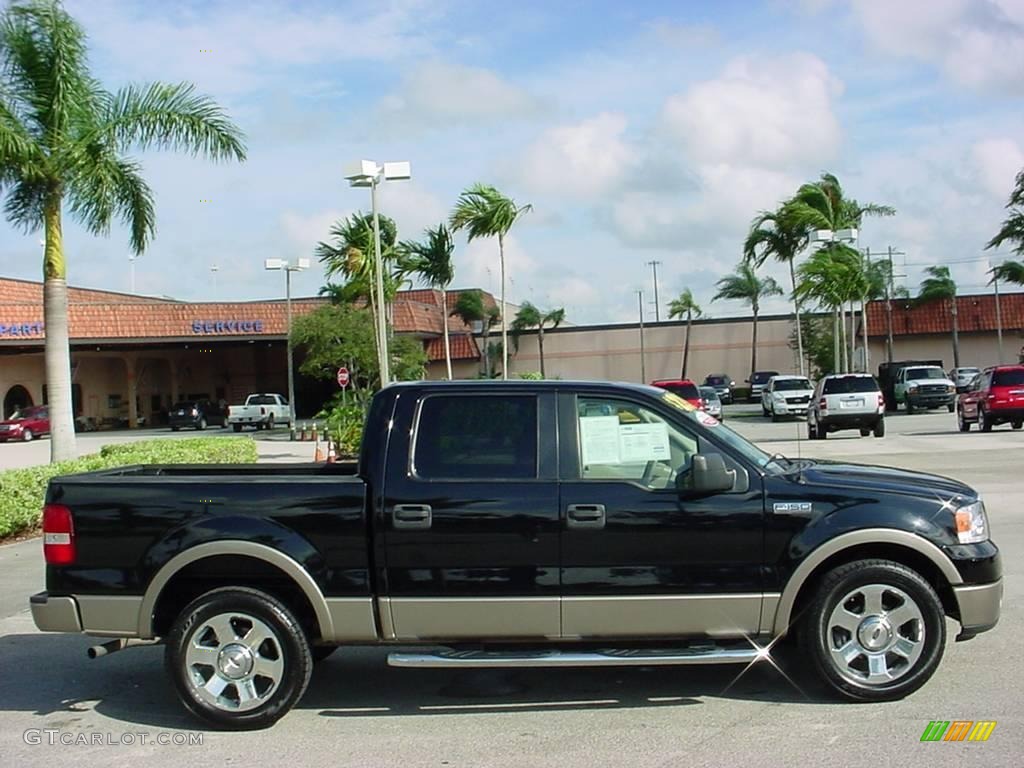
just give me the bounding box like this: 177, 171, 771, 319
31, 381, 1002, 729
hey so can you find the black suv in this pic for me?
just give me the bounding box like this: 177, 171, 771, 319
168, 400, 226, 431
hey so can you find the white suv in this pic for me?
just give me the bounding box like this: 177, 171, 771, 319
761, 375, 815, 421
807, 373, 885, 439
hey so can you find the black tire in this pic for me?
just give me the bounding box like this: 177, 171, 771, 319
771, 411, 780, 423
957, 408, 970, 432
946, 403, 955, 413
859, 427, 870, 437
311, 645, 338, 663
233, 424, 242, 433
267, 416, 275, 431
799, 559, 946, 702
165, 587, 313, 730
171, 426, 180, 432
198, 418, 207, 431
905, 400, 914, 414
1013, 420, 1023, 430
873, 418, 885, 438
979, 408, 993, 432
762, 405, 770, 417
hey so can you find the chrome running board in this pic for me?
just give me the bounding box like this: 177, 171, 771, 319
388, 645, 761, 668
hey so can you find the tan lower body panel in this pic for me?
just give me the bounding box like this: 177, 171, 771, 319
324, 598, 378, 642
562, 594, 762, 638
76, 596, 144, 637
389, 597, 560, 640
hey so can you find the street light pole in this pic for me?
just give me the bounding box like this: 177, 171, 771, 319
370, 179, 390, 386
991, 260, 1005, 364
646, 260, 662, 322
637, 289, 646, 383
265, 257, 309, 437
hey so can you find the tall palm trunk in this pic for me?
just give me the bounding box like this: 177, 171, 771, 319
750, 302, 759, 377
951, 300, 960, 369
538, 326, 546, 378
849, 300, 857, 372
839, 305, 849, 372
789, 260, 804, 376
441, 290, 452, 380
498, 232, 508, 380
681, 311, 693, 378
43, 200, 77, 462
482, 324, 491, 378
832, 308, 840, 374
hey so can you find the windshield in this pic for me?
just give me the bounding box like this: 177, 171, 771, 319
699, 387, 720, 401
10, 407, 44, 419
993, 369, 1024, 386
774, 378, 812, 391
751, 372, 778, 384
248, 395, 280, 405
172, 402, 197, 410
706, 376, 728, 386
823, 376, 879, 394
905, 368, 944, 380
661, 392, 777, 473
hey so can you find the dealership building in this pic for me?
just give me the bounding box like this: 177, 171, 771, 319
2, 274, 1022, 425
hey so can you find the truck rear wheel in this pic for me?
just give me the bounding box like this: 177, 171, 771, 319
165, 587, 313, 730
233, 424, 242, 433
799, 559, 945, 702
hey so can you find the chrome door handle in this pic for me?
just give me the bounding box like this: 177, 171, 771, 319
393, 504, 432, 530
567, 504, 606, 529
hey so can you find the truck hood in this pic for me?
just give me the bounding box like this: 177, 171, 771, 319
905, 377, 955, 387
797, 460, 974, 501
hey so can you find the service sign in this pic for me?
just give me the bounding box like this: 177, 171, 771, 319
0, 322, 44, 337
191, 319, 265, 334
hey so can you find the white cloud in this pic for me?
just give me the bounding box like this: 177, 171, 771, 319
850, 0, 1024, 94
970, 138, 1024, 200
375, 60, 544, 129
661, 53, 842, 170
514, 113, 636, 199
456, 235, 536, 298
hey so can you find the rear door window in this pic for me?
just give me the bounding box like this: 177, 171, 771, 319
992, 369, 1024, 386
413, 395, 538, 480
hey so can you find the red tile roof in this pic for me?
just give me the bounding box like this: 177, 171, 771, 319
865, 292, 1024, 337
0, 278, 493, 362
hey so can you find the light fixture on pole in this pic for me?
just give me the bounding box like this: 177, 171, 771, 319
344, 160, 412, 388
646, 260, 662, 322
990, 260, 1005, 364
265, 257, 310, 437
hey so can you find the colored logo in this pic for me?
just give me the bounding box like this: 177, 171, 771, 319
920, 721, 996, 742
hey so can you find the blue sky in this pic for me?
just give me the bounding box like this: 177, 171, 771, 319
2, 0, 1023, 323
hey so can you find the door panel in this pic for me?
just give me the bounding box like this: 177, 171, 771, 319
381, 391, 560, 640
559, 393, 764, 639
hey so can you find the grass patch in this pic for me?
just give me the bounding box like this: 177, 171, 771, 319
0, 437, 257, 540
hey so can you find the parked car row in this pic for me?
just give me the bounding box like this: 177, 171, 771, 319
0, 405, 49, 442
956, 365, 1024, 432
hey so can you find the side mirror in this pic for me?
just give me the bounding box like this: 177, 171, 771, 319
677, 453, 735, 496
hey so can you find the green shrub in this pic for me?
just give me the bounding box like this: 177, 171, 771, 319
316, 399, 365, 457
0, 437, 257, 540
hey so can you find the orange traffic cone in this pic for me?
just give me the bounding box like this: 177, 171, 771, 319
326, 441, 337, 463
313, 435, 325, 462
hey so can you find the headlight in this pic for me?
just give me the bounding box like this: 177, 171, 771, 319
772, 392, 786, 401
908, 385, 919, 393
947, 384, 955, 393
955, 500, 989, 544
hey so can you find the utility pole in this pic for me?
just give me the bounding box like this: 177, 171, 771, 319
884, 246, 907, 364
862, 248, 871, 373
646, 261, 662, 322
637, 289, 647, 383
991, 260, 1005, 364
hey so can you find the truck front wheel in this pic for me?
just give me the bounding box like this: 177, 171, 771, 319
165, 587, 313, 730
799, 559, 945, 702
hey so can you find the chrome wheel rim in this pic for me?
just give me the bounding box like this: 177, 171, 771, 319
826, 583, 925, 687
184, 612, 285, 712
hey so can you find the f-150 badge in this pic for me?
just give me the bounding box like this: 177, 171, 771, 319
773, 502, 813, 514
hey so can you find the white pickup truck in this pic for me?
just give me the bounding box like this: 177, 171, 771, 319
227, 393, 291, 431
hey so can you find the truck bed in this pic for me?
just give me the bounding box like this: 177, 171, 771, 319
58, 461, 360, 480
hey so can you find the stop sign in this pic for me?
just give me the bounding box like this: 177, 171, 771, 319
337, 367, 350, 388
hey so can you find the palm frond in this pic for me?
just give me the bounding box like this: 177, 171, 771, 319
990, 259, 1024, 286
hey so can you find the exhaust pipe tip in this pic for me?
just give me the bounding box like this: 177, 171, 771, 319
87, 639, 127, 659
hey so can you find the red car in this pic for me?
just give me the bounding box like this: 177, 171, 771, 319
650, 379, 704, 409
0, 405, 50, 442
956, 365, 1024, 432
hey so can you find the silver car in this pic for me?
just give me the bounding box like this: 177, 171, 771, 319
949, 366, 981, 393
698, 386, 723, 421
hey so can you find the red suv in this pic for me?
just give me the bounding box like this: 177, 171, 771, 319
956, 365, 1024, 432
0, 405, 50, 442
650, 379, 704, 409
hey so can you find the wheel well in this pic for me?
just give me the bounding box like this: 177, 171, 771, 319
785, 543, 960, 633
151, 555, 322, 641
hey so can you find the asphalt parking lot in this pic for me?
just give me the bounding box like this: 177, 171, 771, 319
0, 405, 1021, 767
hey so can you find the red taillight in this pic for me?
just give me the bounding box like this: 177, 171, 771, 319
43, 504, 75, 565
877, 393, 885, 408
818, 397, 827, 410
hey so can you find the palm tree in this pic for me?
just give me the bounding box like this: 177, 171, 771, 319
990, 259, 1024, 287
403, 224, 455, 379
918, 265, 960, 368
712, 263, 782, 377
451, 289, 501, 377
510, 302, 565, 377
667, 289, 702, 378
784, 173, 894, 370
0, 0, 245, 461
743, 207, 807, 373
794, 248, 863, 373
449, 184, 532, 380
986, 168, 1024, 257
